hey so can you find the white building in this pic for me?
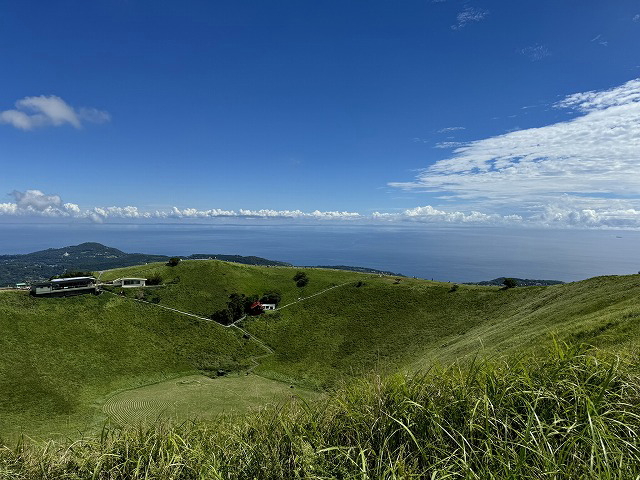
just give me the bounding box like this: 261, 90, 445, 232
262, 303, 276, 311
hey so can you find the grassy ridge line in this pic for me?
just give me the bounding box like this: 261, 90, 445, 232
98, 260, 368, 317
3, 346, 638, 479
435, 274, 640, 364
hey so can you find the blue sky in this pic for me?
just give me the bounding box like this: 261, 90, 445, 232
2, 0, 640, 228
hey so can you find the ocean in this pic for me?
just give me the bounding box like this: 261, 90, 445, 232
1, 223, 638, 283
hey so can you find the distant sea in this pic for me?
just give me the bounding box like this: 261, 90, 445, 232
1, 223, 639, 283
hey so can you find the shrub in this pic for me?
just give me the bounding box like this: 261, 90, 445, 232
210, 308, 233, 325
293, 271, 309, 288
146, 274, 162, 286
449, 283, 459, 292
260, 290, 282, 305
167, 257, 181, 267
503, 278, 518, 289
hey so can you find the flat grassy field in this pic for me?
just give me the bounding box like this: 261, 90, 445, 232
103, 373, 318, 426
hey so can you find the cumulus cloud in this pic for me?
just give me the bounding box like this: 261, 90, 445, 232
11, 189, 61, 211
373, 205, 522, 225
451, 6, 488, 30
0, 191, 362, 223
0, 96, 110, 130
169, 207, 361, 220
390, 78, 640, 228
634, 14, 640, 22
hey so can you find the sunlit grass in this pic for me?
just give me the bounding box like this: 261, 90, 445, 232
3, 345, 638, 479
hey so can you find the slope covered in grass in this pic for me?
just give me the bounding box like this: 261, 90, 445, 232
0, 290, 262, 440
242, 273, 640, 388
3, 258, 640, 441
3, 346, 638, 479
102, 260, 640, 388
99, 260, 362, 318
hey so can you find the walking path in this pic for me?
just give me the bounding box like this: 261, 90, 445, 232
104, 281, 351, 371
275, 282, 351, 310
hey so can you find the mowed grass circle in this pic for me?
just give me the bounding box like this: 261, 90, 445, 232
102, 374, 318, 426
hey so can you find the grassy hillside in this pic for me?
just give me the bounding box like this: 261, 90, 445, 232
242, 274, 640, 388
101, 260, 640, 387
3, 258, 640, 442
0, 290, 263, 440
3, 346, 639, 479
99, 260, 364, 317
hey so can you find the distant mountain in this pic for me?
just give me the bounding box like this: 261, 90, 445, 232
310, 265, 403, 276
0, 243, 291, 286
468, 277, 564, 287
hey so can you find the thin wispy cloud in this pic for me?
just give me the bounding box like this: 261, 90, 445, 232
390, 78, 640, 229
633, 14, 639, 22
590, 34, 608, 47
520, 45, 551, 61
437, 126, 465, 133
451, 6, 488, 30
434, 141, 465, 149
0, 95, 110, 130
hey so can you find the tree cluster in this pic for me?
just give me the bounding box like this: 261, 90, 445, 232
293, 271, 309, 288
146, 274, 163, 285
210, 290, 282, 325
167, 257, 181, 267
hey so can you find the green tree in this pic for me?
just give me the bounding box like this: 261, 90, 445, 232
167, 257, 181, 267
260, 290, 282, 305
210, 308, 233, 325
146, 274, 163, 285
503, 278, 518, 289
293, 271, 309, 288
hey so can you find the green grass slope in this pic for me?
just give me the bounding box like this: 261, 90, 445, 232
99, 260, 362, 317
101, 260, 640, 387
0, 290, 262, 440
4, 346, 639, 479
244, 275, 640, 388
4, 258, 640, 442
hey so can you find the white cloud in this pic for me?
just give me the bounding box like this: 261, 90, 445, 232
633, 14, 639, 22
390, 78, 640, 228
11, 189, 61, 211
520, 45, 551, 61
169, 206, 361, 220
374, 205, 522, 225
0, 191, 362, 223
435, 141, 466, 149
451, 7, 488, 30
590, 34, 608, 47
438, 126, 465, 133
0, 96, 110, 130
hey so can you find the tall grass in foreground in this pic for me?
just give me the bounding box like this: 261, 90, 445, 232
2, 345, 639, 479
